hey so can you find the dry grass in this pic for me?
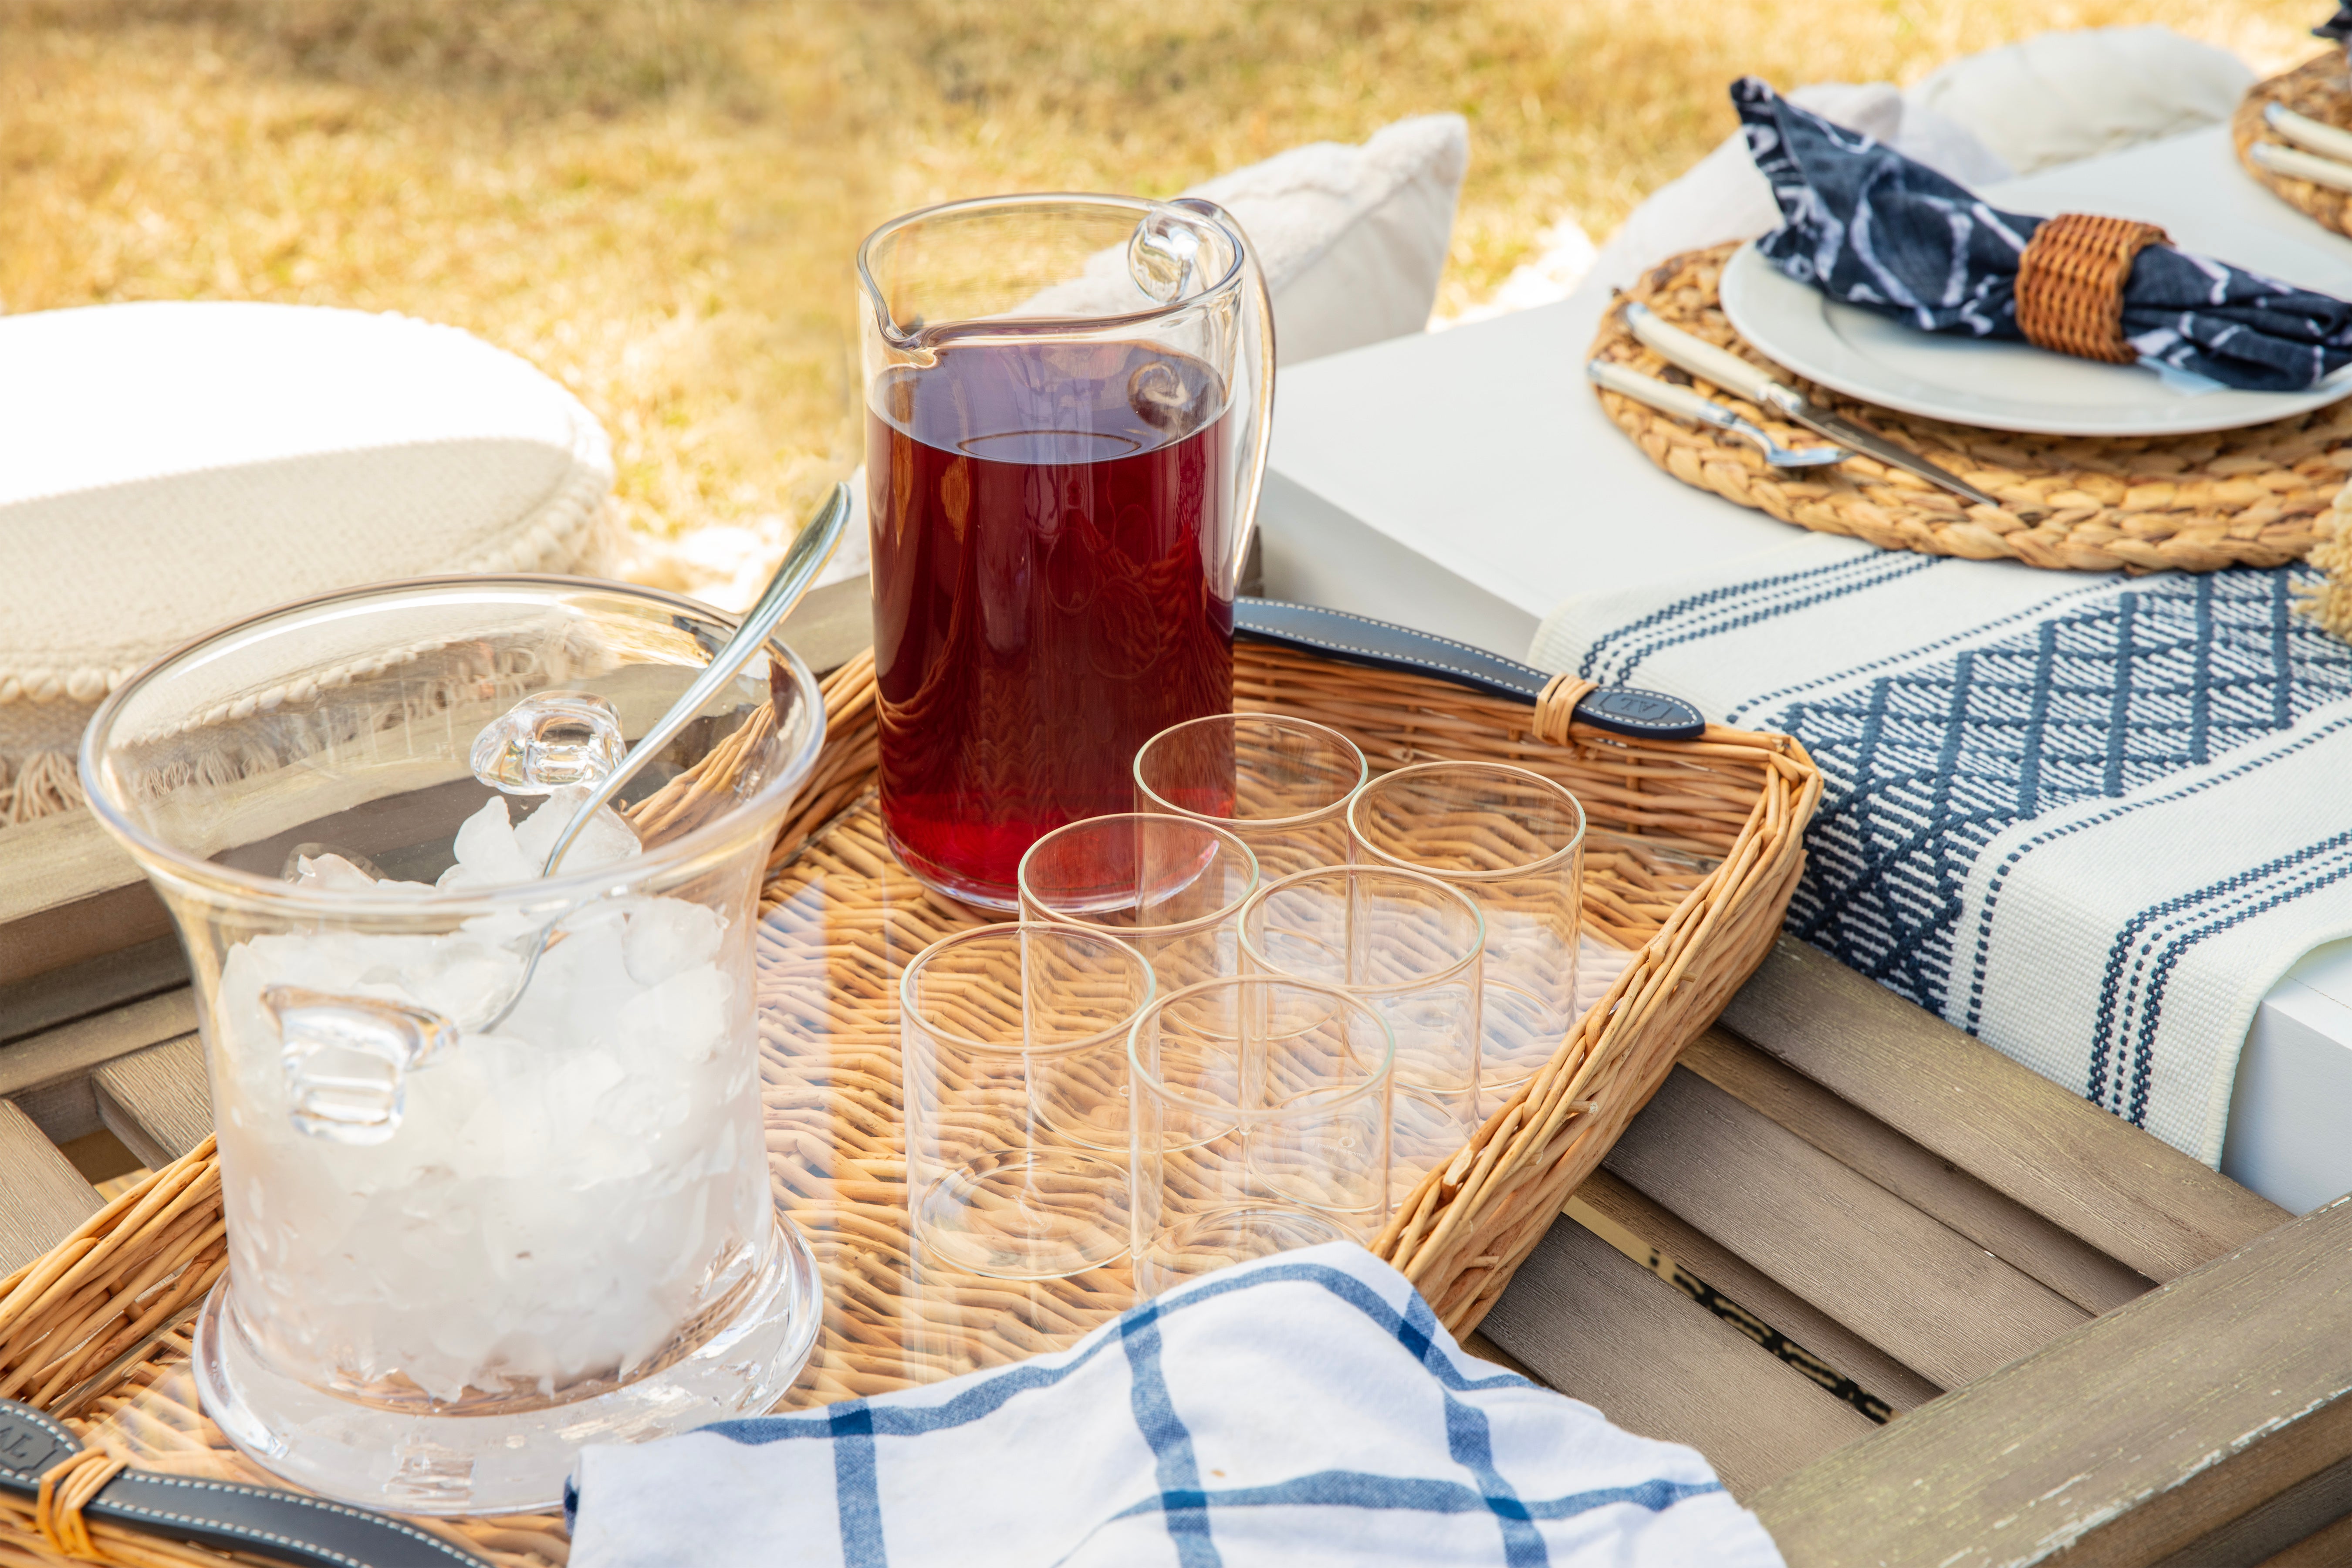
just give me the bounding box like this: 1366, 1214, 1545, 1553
0, 0, 2325, 545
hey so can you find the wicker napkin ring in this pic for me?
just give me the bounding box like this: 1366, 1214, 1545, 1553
2013, 212, 2171, 364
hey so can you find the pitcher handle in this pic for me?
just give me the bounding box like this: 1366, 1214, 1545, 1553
1169, 194, 1276, 602
261, 987, 458, 1144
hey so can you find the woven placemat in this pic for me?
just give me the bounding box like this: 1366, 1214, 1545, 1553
2235, 51, 2352, 237
1591, 244, 2349, 572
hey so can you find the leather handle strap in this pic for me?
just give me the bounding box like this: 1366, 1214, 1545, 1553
0, 1399, 491, 1568
1233, 598, 1707, 740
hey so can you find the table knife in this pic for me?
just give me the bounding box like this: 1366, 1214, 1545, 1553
1587, 360, 1849, 468
1623, 301, 2004, 510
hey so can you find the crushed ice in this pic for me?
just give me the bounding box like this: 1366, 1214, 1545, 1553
213, 787, 766, 1404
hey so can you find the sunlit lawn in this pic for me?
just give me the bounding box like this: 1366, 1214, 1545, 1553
0, 0, 2322, 549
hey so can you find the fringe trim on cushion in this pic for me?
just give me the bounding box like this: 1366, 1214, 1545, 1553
0, 417, 616, 708
2300, 484, 2352, 643
1, 751, 84, 825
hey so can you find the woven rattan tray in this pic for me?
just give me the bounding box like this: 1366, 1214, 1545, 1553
1595, 244, 2349, 572
2236, 52, 2352, 237
0, 636, 1819, 1566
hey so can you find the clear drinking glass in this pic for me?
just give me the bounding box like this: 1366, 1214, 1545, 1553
77, 577, 830, 1513
1348, 762, 1588, 1097
1129, 975, 1395, 1298
1133, 713, 1368, 879
1017, 813, 1260, 993
1237, 866, 1485, 1183
860, 194, 1276, 910
901, 923, 1156, 1279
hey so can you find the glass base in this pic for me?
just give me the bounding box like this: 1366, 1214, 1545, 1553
914, 1149, 1131, 1280
193, 1215, 822, 1515
882, 824, 1019, 912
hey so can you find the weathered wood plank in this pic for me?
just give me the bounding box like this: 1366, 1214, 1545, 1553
0, 811, 169, 988
1752, 1196, 2351, 1568
1571, 1166, 1943, 1414
0, 1098, 102, 1274
0, 990, 196, 1099
93, 1034, 210, 1169
1480, 1213, 1879, 1499
0, 935, 188, 1045
1680, 1027, 2154, 1315
2150, 1450, 2352, 1568
1605, 1066, 2089, 1390
2257, 1511, 2352, 1568
1720, 936, 2285, 1281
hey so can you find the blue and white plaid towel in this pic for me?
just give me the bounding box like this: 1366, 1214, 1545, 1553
566, 1244, 1783, 1567
1531, 535, 2352, 1166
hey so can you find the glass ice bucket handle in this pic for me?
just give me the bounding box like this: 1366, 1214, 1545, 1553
263, 986, 458, 1143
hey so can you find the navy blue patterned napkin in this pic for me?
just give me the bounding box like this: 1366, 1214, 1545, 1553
1732, 77, 2352, 392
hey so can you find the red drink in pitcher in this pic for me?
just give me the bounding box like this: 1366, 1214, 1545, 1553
869, 339, 1235, 903
857, 194, 1273, 908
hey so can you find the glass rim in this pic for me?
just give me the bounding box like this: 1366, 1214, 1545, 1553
855, 192, 1249, 348
1016, 813, 1261, 940
1237, 864, 1484, 997
76, 573, 829, 914
1132, 711, 1370, 831
1125, 973, 1396, 1121
1346, 760, 1588, 882
899, 921, 1157, 1059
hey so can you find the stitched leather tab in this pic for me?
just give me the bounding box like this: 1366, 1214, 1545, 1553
0, 1405, 76, 1480
1234, 598, 1706, 740
0, 1398, 494, 1568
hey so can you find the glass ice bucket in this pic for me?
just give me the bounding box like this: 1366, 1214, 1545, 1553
78, 576, 828, 1514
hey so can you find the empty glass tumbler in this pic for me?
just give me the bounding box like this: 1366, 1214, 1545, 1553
78, 577, 830, 1513
1348, 762, 1587, 1095
901, 923, 1156, 1279
1129, 975, 1394, 1297
1133, 713, 1368, 879
1017, 813, 1260, 994
1238, 865, 1485, 1182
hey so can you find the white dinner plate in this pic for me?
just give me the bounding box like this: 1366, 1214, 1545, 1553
1717, 236, 2352, 437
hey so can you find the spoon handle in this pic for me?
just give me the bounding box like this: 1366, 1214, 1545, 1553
541, 480, 853, 875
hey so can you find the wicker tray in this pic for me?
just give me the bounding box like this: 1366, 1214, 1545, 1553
0, 634, 1819, 1566
1595, 244, 2349, 572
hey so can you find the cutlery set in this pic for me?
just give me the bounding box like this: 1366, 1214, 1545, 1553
1590, 302, 2002, 509
2251, 102, 2352, 195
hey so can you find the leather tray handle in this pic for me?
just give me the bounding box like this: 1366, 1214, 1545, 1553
0, 1399, 491, 1568
1234, 598, 1707, 741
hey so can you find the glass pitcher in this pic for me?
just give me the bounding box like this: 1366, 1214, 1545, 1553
78, 576, 828, 1514
857, 193, 1276, 908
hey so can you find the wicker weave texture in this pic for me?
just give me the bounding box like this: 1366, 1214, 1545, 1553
0, 641, 1819, 1565
2235, 53, 2352, 237
2013, 213, 2170, 365
1592, 245, 2348, 572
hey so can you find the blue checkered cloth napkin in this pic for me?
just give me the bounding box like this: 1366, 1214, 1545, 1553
565, 1243, 1784, 1567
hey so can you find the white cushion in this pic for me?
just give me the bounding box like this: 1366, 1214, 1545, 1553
1908, 25, 2254, 176
1584, 81, 2011, 296
1187, 114, 1469, 365
0, 301, 614, 824
1565, 26, 2249, 301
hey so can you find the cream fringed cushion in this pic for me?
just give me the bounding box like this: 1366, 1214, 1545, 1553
0, 302, 617, 827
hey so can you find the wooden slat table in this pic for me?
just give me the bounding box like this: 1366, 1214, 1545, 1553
3, 578, 2344, 1565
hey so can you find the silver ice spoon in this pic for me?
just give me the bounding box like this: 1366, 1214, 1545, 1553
1587, 358, 1851, 467
475, 480, 852, 1031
